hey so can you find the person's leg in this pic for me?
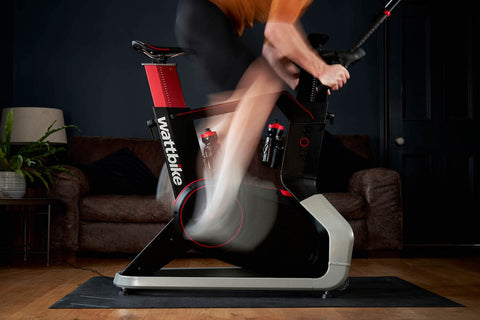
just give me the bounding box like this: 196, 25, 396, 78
175, 0, 256, 174
175, 0, 255, 93
186, 58, 284, 243
175, 0, 284, 245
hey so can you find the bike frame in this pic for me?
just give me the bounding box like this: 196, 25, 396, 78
114, 0, 402, 291
116, 48, 334, 277
145, 63, 332, 202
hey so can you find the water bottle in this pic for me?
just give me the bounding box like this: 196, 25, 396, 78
201, 128, 219, 172
262, 121, 284, 168
270, 122, 284, 168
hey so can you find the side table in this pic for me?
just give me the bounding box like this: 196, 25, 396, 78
0, 197, 57, 266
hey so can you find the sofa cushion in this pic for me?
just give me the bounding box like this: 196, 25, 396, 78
323, 192, 366, 220
69, 136, 165, 177
80, 195, 173, 223
348, 219, 367, 250
78, 221, 167, 254
78, 147, 158, 195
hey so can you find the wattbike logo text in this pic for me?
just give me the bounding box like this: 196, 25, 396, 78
157, 116, 184, 186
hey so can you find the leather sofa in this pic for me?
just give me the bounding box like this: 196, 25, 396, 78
49, 134, 402, 255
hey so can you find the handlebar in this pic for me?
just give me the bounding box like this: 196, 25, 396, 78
319, 47, 366, 69
310, 0, 402, 94
323, 0, 402, 68
349, 0, 402, 53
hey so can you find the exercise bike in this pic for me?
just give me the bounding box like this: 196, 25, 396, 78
114, 0, 401, 294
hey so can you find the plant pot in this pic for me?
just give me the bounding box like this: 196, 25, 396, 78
0, 171, 27, 198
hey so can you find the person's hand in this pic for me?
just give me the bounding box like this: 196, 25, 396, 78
317, 64, 350, 91
262, 41, 300, 90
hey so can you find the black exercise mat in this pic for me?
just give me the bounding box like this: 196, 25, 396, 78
50, 276, 463, 309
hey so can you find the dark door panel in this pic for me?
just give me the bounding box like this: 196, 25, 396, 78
388, 0, 479, 245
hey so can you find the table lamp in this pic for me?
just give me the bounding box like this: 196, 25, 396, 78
0, 107, 67, 144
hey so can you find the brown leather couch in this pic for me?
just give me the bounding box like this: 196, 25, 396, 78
49, 135, 402, 255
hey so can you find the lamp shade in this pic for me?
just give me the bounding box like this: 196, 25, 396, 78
0, 107, 67, 144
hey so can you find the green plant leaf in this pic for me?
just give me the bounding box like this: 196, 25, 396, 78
2, 110, 13, 158
7, 154, 23, 171
15, 168, 25, 178
25, 158, 35, 166
37, 123, 78, 143
24, 167, 50, 190
23, 170, 34, 182
48, 165, 77, 177
0, 148, 7, 170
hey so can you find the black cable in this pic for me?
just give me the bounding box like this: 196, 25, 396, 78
62, 259, 109, 278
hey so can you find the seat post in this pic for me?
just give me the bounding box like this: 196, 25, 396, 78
142, 61, 199, 197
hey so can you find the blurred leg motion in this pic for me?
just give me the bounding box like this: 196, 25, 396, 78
171, 0, 348, 247
172, 0, 285, 247
186, 58, 284, 248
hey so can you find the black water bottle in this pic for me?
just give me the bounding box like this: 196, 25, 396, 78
270, 123, 284, 168
201, 128, 219, 172
262, 121, 284, 168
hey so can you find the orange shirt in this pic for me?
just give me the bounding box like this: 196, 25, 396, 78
209, 0, 313, 35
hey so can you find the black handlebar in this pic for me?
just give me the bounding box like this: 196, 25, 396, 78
319, 0, 402, 77
298, 0, 402, 102
308, 0, 402, 70
349, 0, 402, 53
319, 47, 366, 69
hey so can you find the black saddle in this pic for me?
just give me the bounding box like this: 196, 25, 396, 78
132, 40, 194, 63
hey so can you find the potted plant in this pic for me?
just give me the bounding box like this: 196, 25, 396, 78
0, 109, 76, 198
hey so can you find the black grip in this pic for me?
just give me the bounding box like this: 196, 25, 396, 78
337, 47, 366, 69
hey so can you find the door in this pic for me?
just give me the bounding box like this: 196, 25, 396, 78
388, 0, 479, 245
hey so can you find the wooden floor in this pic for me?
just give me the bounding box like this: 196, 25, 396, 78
0, 256, 479, 320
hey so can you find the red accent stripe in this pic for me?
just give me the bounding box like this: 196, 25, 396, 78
241, 182, 294, 198
280, 92, 314, 120
280, 190, 293, 197
145, 43, 170, 51
174, 92, 314, 120
179, 185, 244, 248
174, 100, 239, 117
174, 178, 207, 206
384, 9, 391, 17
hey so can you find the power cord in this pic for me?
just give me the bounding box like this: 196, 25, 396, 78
62, 259, 109, 278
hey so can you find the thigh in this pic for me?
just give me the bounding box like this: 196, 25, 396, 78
175, 0, 256, 92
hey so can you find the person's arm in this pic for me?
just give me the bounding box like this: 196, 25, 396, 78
262, 40, 300, 89
263, 21, 349, 91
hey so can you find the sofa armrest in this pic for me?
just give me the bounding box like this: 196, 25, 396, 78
47, 165, 90, 251
348, 167, 403, 251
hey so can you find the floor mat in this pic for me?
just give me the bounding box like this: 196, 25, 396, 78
50, 276, 463, 309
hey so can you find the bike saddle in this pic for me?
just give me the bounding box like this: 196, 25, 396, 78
132, 40, 195, 63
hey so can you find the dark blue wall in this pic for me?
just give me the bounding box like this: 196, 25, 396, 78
0, 0, 14, 108
9, 0, 384, 159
